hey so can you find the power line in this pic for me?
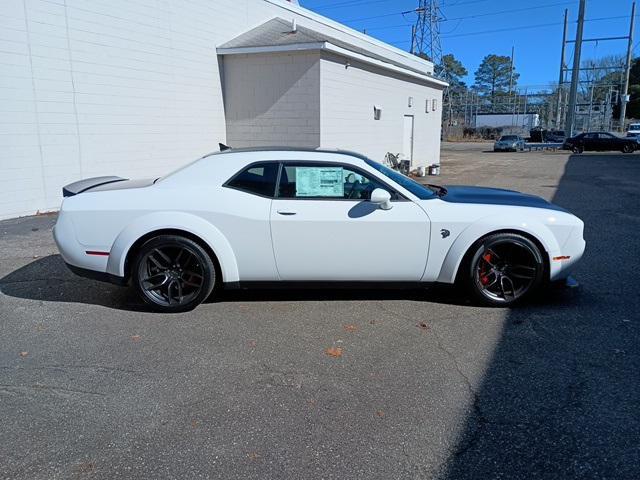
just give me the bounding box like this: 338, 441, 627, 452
384, 11, 637, 44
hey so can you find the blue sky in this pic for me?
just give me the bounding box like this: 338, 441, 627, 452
300, 0, 636, 92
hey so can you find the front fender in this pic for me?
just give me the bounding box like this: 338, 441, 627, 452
435, 215, 562, 284
106, 212, 240, 283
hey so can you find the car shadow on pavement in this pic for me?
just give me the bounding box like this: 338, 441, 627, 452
0, 254, 475, 309
0, 254, 146, 311
437, 153, 640, 479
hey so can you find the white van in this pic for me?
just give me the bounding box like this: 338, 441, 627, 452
627, 123, 640, 134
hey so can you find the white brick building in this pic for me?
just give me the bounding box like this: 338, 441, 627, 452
0, 0, 446, 220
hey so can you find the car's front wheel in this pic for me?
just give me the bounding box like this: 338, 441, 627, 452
572, 145, 584, 154
133, 235, 217, 312
622, 144, 634, 153
464, 233, 545, 307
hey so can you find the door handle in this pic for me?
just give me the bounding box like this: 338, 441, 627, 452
277, 210, 297, 216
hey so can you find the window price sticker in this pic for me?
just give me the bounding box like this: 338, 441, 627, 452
295, 167, 344, 197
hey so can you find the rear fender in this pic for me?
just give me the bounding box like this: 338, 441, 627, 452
106, 212, 239, 283
436, 215, 562, 284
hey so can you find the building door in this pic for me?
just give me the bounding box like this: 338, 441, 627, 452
403, 115, 414, 165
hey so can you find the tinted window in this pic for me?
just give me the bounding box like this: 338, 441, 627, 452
277, 164, 396, 200
364, 159, 437, 199
500, 135, 518, 141
226, 163, 279, 197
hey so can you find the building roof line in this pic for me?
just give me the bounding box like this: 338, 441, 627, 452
263, 0, 432, 73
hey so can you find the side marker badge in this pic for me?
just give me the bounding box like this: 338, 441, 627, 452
440, 229, 450, 239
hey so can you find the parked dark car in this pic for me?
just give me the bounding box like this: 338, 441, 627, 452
563, 132, 637, 154
625, 132, 640, 144
545, 130, 565, 143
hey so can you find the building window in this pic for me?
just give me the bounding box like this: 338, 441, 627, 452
373, 106, 382, 120
425, 99, 430, 113
432, 99, 438, 111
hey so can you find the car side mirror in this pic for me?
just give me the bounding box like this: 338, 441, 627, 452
370, 188, 392, 210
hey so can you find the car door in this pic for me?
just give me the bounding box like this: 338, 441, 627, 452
598, 132, 617, 151
582, 133, 598, 151
270, 162, 430, 281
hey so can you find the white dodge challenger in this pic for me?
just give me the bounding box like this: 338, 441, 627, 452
54, 147, 585, 312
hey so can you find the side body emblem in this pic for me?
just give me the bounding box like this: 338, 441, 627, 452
440, 229, 450, 239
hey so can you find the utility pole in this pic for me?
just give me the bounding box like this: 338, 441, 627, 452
565, 0, 586, 137
619, 1, 635, 131
556, 9, 568, 129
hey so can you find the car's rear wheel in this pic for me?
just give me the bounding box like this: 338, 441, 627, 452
464, 233, 545, 307
572, 145, 584, 154
622, 144, 634, 153
133, 235, 216, 312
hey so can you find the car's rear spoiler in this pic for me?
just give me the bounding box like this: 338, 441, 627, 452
62, 176, 127, 197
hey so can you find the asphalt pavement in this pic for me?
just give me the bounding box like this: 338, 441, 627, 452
1, 144, 638, 479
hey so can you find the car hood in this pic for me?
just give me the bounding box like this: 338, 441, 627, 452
441, 185, 567, 212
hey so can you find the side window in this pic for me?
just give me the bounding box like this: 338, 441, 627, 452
226, 162, 279, 197
277, 164, 396, 200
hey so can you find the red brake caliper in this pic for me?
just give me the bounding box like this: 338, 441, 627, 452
480, 252, 492, 285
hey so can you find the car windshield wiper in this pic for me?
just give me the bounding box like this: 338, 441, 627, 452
427, 184, 447, 197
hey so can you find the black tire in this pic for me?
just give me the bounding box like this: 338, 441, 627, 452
462, 233, 545, 307
572, 145, 584, 154
622, 144, 634, 154
132, 235, 216, 313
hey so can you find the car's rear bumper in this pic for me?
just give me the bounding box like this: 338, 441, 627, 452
53, 210, 124, 284
64, 262, 127, 286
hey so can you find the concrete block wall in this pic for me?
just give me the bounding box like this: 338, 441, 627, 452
319, 52, 444, 167
0, 0, 436, 219
223, 52, 321, 148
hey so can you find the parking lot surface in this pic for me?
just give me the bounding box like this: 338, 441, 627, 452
1, 144, 639, 479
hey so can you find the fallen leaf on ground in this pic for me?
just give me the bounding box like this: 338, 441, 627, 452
417, 322, 430, 332
191, 420, 198, 428
131, 335, 141, 342
369, 319, 376, 325
247, 452, 260, 460
343, 324, 358, 332
376, 410, 385, 417
75, 461, 95, 474
325, 347, 343, 358
248, 340, 257, 348
19, 351, 28, 357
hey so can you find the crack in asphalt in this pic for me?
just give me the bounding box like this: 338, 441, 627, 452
0, 383, 105, 397
374, 303, 488, 461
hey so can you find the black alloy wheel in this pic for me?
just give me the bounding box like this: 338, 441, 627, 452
572, 145, 584, 154
622, 144, 634, 154
466, 233, 544, 307
133, 235, 216, 312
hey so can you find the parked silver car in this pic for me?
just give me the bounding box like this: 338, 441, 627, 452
494, 135, 525, 152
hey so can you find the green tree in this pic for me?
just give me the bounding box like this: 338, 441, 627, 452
474, 54, 519, 101
439, 53, 468, 94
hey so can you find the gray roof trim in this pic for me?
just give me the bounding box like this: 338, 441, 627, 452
217, 17, 439, 79
204, 146, 371, 162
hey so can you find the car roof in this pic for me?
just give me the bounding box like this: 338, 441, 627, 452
205, 146, 371, 162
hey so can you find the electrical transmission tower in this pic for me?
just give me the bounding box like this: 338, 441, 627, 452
410, 0, 443, 67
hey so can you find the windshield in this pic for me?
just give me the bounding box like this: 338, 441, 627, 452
364, 159, 437, 199
500, 135, 518, 141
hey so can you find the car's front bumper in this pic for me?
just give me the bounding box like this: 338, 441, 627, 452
549, 226, 586, 281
